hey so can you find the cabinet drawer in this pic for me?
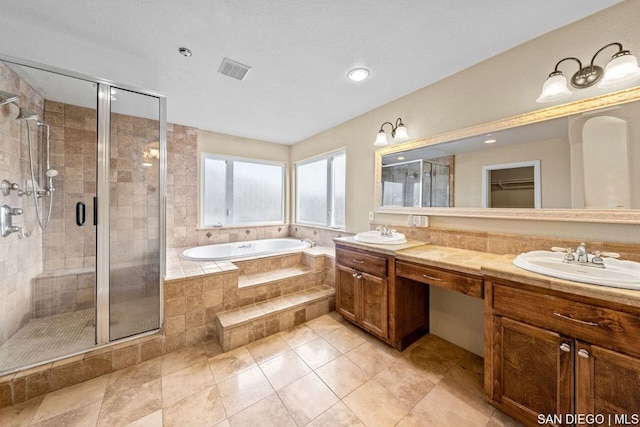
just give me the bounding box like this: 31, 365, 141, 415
336, 247, 387, 277
396, 260, 483, 298
492, 283, 640, 356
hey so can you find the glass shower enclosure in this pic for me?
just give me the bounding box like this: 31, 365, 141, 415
0, 55, 165, 374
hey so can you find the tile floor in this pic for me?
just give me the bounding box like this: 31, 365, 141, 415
0, 312, 523, 426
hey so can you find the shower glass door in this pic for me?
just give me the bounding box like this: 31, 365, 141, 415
107, 86, 162, 340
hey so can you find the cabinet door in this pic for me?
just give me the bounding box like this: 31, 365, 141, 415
359, 272, 388, 340
336, 264, 358, 323
575, 341, 640, 426
491, 316, 573, 426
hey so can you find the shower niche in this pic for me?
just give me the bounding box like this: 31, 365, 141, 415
0, 57, 165, 374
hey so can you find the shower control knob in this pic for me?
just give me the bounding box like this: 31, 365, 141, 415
1, 179, 20, 196
9, 208, 23, 215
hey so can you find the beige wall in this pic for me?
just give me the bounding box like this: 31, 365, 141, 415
289, 2, 640, 355
291, 1, 640, 242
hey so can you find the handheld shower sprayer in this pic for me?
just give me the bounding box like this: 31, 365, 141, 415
45, 168, 58, 194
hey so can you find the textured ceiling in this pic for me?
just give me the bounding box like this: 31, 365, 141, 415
0, 0, 620, 144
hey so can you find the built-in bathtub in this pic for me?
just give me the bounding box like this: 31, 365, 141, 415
180, 238, 311, 261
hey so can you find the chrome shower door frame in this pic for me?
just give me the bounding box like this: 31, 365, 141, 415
0, 52, 166, 349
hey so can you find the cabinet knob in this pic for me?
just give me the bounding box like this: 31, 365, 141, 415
352, 272, 358, 278
559, 343, 571, 352
577, 349, 590, 359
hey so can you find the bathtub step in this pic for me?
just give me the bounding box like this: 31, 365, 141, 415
216, 285, 335, 352
237, 266, 325, 305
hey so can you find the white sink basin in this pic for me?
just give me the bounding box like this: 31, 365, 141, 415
513, 250, 640, 290
354, 230, 407, 245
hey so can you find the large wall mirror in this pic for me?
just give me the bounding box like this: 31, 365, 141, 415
374, 87, 640, 223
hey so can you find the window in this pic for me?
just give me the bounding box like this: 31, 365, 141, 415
295, 150, 346, 228
202, 154, 285, 226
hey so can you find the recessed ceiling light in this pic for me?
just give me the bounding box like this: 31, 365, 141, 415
178, 47, 192, 57
484, 139, 497, 144
347, 68, 370, 82
397, 156, 405, 160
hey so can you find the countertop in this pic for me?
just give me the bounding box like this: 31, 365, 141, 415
333, 236, 427, 255
481, 256, 640, 309
335, 237, 640, 309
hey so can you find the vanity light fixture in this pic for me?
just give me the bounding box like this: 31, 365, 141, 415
374, 118, 409, 146
347, 68, 370, 82
537, 42, 640, 103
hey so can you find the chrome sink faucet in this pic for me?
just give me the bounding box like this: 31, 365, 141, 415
553, 243, 620, 269
376, 224, 394, 236
575, 242, 588, 263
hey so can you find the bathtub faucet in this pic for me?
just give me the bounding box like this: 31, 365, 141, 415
301, 238, 316, 248
237, 243, 252, 249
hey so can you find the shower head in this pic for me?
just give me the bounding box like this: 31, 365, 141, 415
0, 90, 19, 106
16, 107, 39, 121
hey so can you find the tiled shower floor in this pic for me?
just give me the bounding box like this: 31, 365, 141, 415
0, 309, 95, 373
0, 298, 159, 374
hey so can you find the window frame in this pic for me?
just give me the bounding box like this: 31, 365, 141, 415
295, 149, 346, 229
200, 153, 286, 227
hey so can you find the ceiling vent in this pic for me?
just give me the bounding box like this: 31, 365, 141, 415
218, 58, 251, 80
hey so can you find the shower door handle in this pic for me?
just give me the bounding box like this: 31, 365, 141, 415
76, 202, 86, 226
93, 197, 97, 226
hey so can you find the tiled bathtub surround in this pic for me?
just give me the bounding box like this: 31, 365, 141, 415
289, 224, 351, 247
0, 62, 44, 346
164, 248, 335, 354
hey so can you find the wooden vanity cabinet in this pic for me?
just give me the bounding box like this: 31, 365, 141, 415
396, 260, 483, 298
485, 278, 640, 427
336, 265, 388, 339
335, 244, 428, 350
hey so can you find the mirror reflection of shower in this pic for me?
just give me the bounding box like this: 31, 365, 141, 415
0, 91, 57, 231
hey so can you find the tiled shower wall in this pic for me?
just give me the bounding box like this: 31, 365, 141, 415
42, 101, 97, 272
0, 62, 44, 345
36, 102, 163, 314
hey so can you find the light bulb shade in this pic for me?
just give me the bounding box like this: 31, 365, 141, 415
536, 73, 573, 103
374, 130, 389, 146
597, 52, 640, 89
393, 124, 409, 141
